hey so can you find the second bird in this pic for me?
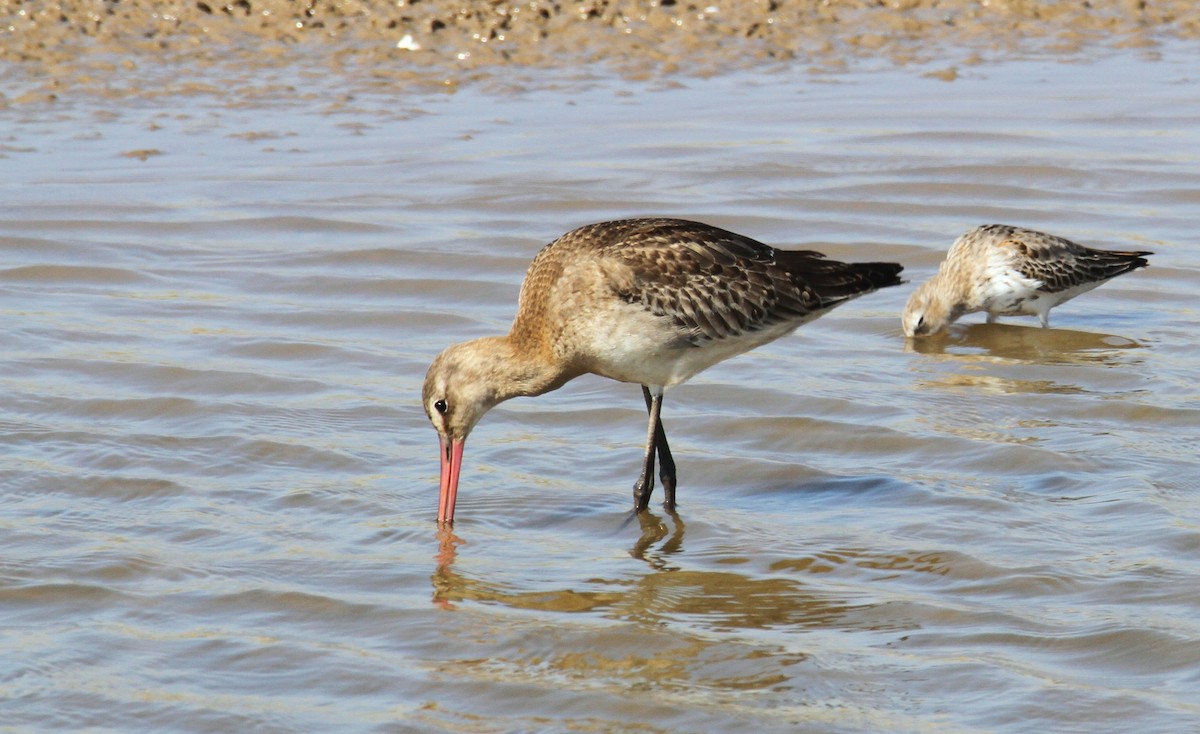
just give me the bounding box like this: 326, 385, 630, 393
903, 224, 1152, 337
423, 218, 904, 525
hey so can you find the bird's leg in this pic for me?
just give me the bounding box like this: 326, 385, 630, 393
633, 387, 664, 512
1039, 312, 1050, 328
986, 312, 997, 324
642, 386, 677, 510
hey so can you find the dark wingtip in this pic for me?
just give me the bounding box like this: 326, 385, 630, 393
1107, 250, 1153, 275
857, 261, 905, 289
805, 260, 905, 301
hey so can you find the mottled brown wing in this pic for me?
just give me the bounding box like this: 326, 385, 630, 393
594, 218, 902, 344
1001, 229, 1152, 293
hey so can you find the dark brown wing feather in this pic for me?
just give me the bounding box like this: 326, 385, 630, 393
984, 224, 1152, 293
580, 218, 902, 344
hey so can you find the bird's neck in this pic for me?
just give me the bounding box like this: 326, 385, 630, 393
473, 334, 570, 402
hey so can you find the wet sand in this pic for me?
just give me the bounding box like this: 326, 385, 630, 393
4, 0, 1200, 104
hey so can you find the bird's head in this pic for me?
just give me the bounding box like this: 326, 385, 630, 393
422, 339, 507, 443
422, 336, 521, 525
901, 280, 956, 337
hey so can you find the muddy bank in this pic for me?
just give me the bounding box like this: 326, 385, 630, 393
3, 1, 1199, 103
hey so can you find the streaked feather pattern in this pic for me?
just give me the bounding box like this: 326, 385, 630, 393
549, 218, 902, 346
902, 224, 1151, 336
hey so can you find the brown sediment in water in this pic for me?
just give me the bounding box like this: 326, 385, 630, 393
2, 1, 1199, 104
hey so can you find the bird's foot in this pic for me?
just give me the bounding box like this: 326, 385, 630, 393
659, 474, 677, 512
633, 473, 655, 513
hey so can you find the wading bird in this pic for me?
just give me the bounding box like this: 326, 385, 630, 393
423, 218, 904, 525
903, 224, 1151, 336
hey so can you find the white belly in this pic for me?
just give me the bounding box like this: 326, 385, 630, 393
572, 300, 808, 389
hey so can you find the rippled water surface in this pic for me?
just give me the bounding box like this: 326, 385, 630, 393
3, 49, 1199, 733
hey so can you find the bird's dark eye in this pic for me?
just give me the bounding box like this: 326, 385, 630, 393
434, 399, 448, 415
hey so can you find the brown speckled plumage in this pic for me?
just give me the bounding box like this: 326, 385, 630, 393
424, 217, 903, 524
903, 224, 1151, 336
518, 218, 902, 348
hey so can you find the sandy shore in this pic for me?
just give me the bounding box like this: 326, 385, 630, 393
3, 1, 1199, 104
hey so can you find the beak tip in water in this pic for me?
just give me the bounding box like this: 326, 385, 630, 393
437, 436, 465, 526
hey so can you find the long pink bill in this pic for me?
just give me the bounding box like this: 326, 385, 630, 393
437, 435, 465, 526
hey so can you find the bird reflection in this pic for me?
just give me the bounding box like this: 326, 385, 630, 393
431, 510, 687, 608
432, 527, 466, 609
429, 527, 935, 634
630, 508, 685, 571
905, 322, 1142, 364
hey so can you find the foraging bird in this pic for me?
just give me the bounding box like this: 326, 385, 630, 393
423, 218, 904, 525
902, 224, 1151, 336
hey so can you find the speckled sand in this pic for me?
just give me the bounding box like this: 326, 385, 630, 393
3, 1, 1199, 104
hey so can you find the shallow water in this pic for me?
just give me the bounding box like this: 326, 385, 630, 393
2, 47, 1199, 733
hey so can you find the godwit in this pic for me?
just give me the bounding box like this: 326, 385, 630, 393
902, 224, 1152, 336
423, 218, 904, 525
